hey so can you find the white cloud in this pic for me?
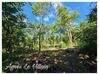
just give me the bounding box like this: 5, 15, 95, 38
49, 13, 54, 18
57, 2, 63, 7
36, 17, 40, 21
43, 17, 49, 22
52, 2, 63, 14
52, 2, 63, 9
53, 3, 58, 9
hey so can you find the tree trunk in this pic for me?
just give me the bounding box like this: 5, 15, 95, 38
68, 30, 73, 48
39, 34, 41, 52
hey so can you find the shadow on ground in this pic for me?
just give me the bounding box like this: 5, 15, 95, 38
2, 48, 97, 73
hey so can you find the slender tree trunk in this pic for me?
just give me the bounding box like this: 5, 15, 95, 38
38, 33, 41, 52
8, 26, 13, 63
68, 30, 73, 48
32, 39, 34, 49
38, 16, 43, 52
53, 40, 54, 47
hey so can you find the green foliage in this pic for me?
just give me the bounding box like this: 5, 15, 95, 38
2, 2, 97, 73
78, 6, 97, 57
32, 3, 51, 51
32, 2, 51, 17
57, 6, 79, 48
88, 6, 97, 22
2, 2, 26, 63
78, 22, 97, 56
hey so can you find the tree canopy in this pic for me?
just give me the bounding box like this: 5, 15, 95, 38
2, 2, 97, 73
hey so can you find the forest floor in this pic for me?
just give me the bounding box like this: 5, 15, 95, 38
2, 48, 97, 73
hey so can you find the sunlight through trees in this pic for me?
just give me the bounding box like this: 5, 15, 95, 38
2, 2, 97, 73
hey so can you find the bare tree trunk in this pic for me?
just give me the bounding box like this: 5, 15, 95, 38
38, 33, 41, 52
68, 30, 73, 48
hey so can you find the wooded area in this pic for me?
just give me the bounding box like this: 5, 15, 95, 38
2, 2, 97, 73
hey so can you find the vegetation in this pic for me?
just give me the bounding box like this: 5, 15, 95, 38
2, 2, 97, 73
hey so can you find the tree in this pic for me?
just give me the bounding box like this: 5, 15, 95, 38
57, 6, 79, 48
32, 3, 51, 51
2, 2, 26, 62
78, 5, 97, 58
88, 5, 97, 23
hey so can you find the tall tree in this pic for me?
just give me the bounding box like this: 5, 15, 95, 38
57, 6, 78, 48
88, 5, 97, 23
2, 2, 26, 62
78, 4, 97, 57
32, 2, 51, 51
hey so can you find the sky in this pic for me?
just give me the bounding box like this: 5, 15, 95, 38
22, 2, 96, 25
